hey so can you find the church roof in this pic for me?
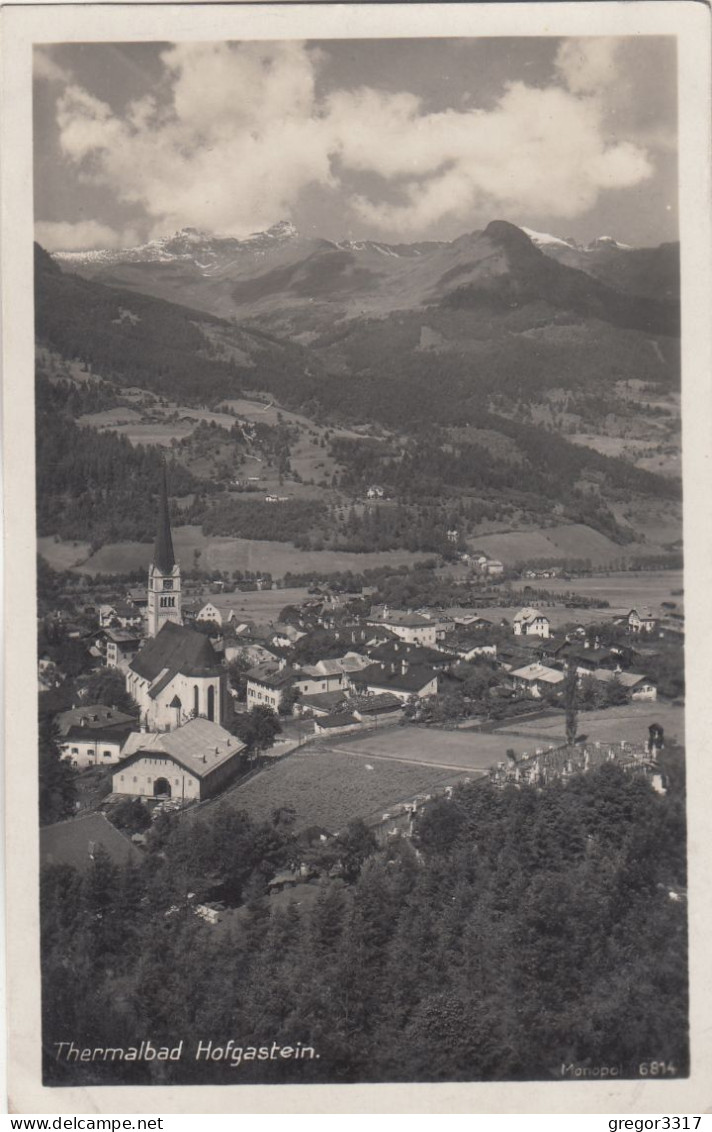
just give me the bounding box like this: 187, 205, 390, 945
154, 464, 176, 574
130, 622, 221, 683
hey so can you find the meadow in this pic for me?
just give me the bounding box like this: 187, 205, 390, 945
322, 723, 539, 772
511, 569, 684, 617
493, 700, 684, 749
213, 746, 477, 833
65, 526, 423, 577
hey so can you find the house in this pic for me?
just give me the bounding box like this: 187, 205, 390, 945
246, 663, 299, 712
112, 717, 246, 803
313, 712, 362, 736
356, 662, 439, 703
126, 587, 148, 610
509, 662, 565, 698
627, 609, 657, 634
195, 602, 223, 627
483, 559, 504, 576
366, 608, 437, 648
127, 621, 228, 731
96, 626, 143, 672
350, 692, 404, 723
60, 723, 138, 769
513, 607, 551, 639
439, 632, 497, 661
98, 601, 144, 630
40, 813, 142, 872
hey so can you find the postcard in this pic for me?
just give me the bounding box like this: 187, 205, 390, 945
2, 0, 711, 1115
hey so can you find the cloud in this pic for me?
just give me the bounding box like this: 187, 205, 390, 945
34, 48, 72, 85
48, 38, 655, 240
34, 219, 140, 251
555, 38, 620, 94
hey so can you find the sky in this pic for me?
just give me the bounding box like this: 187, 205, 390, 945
33, 37, 678, 251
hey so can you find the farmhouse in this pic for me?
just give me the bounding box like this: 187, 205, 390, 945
112, 717, 246, 802
513, 607, 551, 639
127, 621, 227, 730
195, 602, 223, 627
246, 663, 297, 712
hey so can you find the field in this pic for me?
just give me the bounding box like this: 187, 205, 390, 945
208, 746, 479, 833
511, 569, 684, 617
64, 526, 423, 578
322, 723, 540, 771
467, 523, 632, 567
190, 586, 313, 623
37, 537, 93, 571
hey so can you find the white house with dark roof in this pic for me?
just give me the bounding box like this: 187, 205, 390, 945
112, 717, 246, 802
513, 607, 551, 639
366, 608, 437, 648
509, 662, 565, 697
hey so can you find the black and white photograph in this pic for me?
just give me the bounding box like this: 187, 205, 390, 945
3, 0, 712, 1114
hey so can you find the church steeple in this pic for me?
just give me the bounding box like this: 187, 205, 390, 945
154, 463, 176, 574
146, 464, 181, 638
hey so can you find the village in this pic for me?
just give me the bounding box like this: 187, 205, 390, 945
38, 469, 684, 912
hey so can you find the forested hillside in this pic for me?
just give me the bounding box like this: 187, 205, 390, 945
41, 762, 687, 1086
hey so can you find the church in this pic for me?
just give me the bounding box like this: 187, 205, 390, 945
126, 468, 228, 731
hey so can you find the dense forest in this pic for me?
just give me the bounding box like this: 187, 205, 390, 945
36, 374, 199, 544
41, 761, 687, 1086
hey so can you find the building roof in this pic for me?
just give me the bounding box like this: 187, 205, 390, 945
510, 663, 565, 685
514, 607, 548, 624
359, 663, 438, 694
592, 669, 652, 688
153, 464, 176, 574
102, 627, 142, 645
350, 692, 403, 714
117, 717, 246, 780
247, 663, 300, 690
129, 622, 221, 683
40, 813, 142, 872
316, 712, 360, 730
299, 690, 348, 713
55, 705, 137, 736
367, 607, 432, 629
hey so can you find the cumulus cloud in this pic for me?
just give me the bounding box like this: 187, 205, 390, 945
35, 219, 140, 251
47, 37, 654, 240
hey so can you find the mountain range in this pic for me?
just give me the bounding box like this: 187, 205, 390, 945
53, 219, 679, 342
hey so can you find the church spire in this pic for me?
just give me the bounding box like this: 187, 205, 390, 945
154, 463, 175, 574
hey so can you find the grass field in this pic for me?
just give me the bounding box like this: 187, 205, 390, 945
191, 586, 313, 622
511, 570, 684, 617
467, 524, 628, 567
37, 537, 93, 571
212, 747, 477, 833
493, 700, 684, 748
323, 723, 540, 771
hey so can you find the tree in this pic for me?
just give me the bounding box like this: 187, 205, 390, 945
39, 717, 77, 825
564, 665, 578, 746
229, 705, 282, 754
81, 668, 137, 716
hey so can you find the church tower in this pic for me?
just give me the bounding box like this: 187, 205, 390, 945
146, 465, 182, 637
